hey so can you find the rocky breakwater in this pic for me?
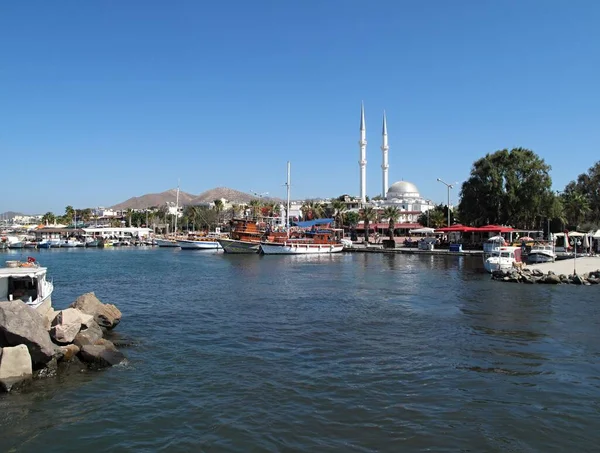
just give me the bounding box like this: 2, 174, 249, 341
0, 292, 124, 392
491, 268, 600, 285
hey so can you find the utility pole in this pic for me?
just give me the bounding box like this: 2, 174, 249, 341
437, 178, 454, 227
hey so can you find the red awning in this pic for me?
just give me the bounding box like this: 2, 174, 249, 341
356, 222, 423, 230
474, 225, 515, 233
435, 224, 477, 233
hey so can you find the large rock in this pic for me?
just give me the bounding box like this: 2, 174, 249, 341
70, 292, 122, 330
0, 344, 33, 391
95, 304, 122, 330
0, 301, 56, 366
50, 323, 81, 344
50, 308, 94, 345
73, 320, 104, 349
52, 308, 94, 328
58, 344, 80, 362
78, 344, 126, 369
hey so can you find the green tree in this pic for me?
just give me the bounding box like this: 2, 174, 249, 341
562, 190, 591, 230
417, 205, 450, 228
64, 205, 75, 224
563, 161, 600, 224
458, 148, 554, 228
331, 200, 347, 228
41, 212, 56, 225
344, 211, 360, 227
382, 206, 400, 239
248, 199, 262, 218
359, 206, 378, 241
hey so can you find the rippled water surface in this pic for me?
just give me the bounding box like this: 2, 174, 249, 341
1, 248, 599, 452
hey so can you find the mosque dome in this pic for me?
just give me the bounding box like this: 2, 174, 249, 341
386, 181, 420, 199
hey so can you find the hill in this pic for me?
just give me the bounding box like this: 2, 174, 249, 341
111, 187, 283, 210
0, 211, 25, 219
111, 189, 196, 210
191, 187, 261, 205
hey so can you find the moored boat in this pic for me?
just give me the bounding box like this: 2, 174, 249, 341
260, 230, 345, 255
219, 219, 286, 254
483, 246, 523, 273
527, 242, 556, 263
156, 238, 179, 247
0, 257, 54, 312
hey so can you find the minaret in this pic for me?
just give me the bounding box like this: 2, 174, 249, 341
381, 111, 389, 198
358, 102, 367, 203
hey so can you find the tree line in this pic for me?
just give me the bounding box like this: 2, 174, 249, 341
457, 148, 600, 232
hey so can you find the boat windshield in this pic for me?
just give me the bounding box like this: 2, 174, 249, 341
500, 252, 510, 257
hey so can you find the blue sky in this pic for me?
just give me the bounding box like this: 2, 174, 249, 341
1, 1, 599, 214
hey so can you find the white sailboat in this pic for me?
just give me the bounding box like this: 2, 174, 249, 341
259, 162, 344, 255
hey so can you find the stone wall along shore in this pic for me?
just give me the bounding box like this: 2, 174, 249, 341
492, 267, 600, 285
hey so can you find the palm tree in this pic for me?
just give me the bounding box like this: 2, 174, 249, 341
41, 212, 56, 226
331, 200, 347, 228
382, 206, 400, 240
125, 208, 133, 227
64, 205, 75, 224
428, 210, 447, 229
184, 206, 201, 231
248, 199, 262, 218
359, 207, 378, 242
563, 192, 591, 229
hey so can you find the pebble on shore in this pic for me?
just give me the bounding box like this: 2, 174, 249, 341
0, 292, 124, 392
491, 267, 600, 285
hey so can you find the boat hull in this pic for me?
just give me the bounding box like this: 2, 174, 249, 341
260, 242, 344, 255
156, 239, 179, 247
527, 253, 555, 264
177, 240, 221, 250
218, 238, 260, 254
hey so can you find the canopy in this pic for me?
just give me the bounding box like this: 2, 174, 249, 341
435, 224, 477, 233
592, 229, 600, 238
409, 227, 436, 234
293, 218, 334, 228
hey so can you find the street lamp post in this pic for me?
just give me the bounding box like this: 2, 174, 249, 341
570, 237, 581, 275
436, 178, 454, 227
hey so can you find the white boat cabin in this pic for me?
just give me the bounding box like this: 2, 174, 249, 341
0, 262, 54, 310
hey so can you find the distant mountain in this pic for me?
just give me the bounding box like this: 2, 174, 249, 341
0, 211, 24, 219
111, 189, 196, 210
191, 187, 262, 205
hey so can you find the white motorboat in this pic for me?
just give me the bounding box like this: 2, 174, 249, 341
156, 238, 179, 247
61, 239, 84, 248
484, 246, 523, 273
177, 238, 222, 249
0, 258, 54, 312
527, 243, 556, 263
260, 240, 344, 255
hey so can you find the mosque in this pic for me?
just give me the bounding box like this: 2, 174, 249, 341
357, 103, 434, 224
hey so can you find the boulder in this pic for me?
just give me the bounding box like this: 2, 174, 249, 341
70, 292, 122, 330
52, 308, 94, 328
42, 308, 56, 331
95, 304, 122, 330
532, 269, 544, 277
543, 274, 561, 284
570, 274, 585, 285
94, 338, 118, 351
587, 276, 599, 284
73, 320, 104, 349
78, 344, 126, 369
50, 323, 81, 345
70, 292, 102, 314
58, 344, 80, 362
0, 301, 56, 366
0, 344, 33, 392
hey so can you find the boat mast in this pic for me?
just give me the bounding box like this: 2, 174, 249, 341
286, 161, 291, 230
174, 181, 180, 235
